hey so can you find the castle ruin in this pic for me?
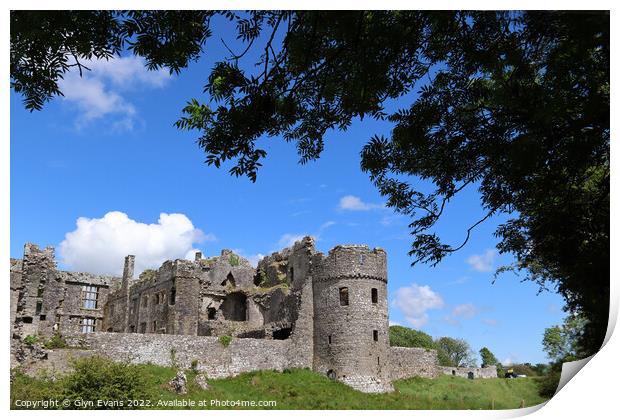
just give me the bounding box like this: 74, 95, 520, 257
10, 237, 496, 393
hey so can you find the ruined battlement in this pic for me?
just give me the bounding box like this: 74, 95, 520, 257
313, 244, 387, 283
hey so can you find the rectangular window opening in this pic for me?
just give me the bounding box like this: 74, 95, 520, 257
339, 287, 349, 306
371, 288, 378, 304
208, 307, 216, 320
328, 335, 332, 344
81, 285, 99, 309
80, 318, 96, 333
373, 330, 378, 342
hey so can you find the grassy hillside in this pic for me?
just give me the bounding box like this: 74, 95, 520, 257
11, 359, 549, 410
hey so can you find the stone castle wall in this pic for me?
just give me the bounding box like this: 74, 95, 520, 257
388, 347, 439, 380
440, 365, 498, 379
65, 332, 300, 378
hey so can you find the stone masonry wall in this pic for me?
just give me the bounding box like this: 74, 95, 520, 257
312, 245, 392, 393
66, 332, 293, 379
440, 365, 498, 379
388, 347, 439, 380
10, 259, 23, 327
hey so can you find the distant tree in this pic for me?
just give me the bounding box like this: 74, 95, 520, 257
435, 337, 477, 367
519, 362, 549, 377
479, 347, 499, 368
542, 313, 588, 363
389, 325, 436, 349
11, 11, 609, 358
531, 363, 550, 376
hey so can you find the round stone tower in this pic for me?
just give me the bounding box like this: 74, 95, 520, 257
312, 245, 392, 393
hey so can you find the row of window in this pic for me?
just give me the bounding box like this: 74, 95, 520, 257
338, 287, 379, 306
128, 288, 176, 316
141, 290, 170, 308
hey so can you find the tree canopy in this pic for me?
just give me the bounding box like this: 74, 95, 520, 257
479, 347, 499, 368
435, 336, 477, 367
542, 313, 589, 363
11, 10, 610, 357
389, 325, 436, 349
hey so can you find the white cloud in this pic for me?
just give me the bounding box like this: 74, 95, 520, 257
277, 233, 307, 248
482, 318, 498, 327
58, 56, 170, 130
447, 276, 470, 285
452, 303, 479, 319
338, 195, 384, 211
59, 211, 214, 276
291, 210, 311, 217
379, 214, 403, 226
444, 303, 479, 326
466, 249, 497, 272
84, 57, 169, 88
319, 221, 336, 231
389, 320, 402, 326
391, 283, 444, 328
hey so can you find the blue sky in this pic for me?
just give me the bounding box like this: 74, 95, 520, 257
10, 16, 568, 365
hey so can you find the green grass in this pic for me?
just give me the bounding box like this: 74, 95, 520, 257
11, 362, 549, 410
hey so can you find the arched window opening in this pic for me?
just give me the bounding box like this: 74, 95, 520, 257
339, 287, 349, 306
221, 272, 236, 288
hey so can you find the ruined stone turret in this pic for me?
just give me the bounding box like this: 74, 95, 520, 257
13, 244, 57, 337
312, 245, 392, 393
